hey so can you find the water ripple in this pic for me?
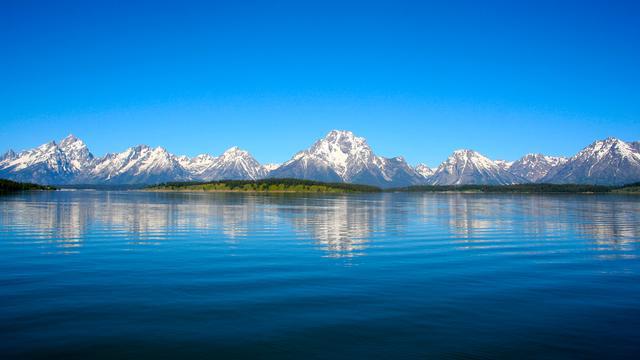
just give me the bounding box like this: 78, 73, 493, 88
1, 191, 640, 358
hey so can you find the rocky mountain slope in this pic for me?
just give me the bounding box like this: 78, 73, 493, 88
0, 135, 265, 185
268, 130, 425, 188
428, 150, 524, 185
508, 154, 568, 182
542, 138, 640, 185
1, 133, 638, 186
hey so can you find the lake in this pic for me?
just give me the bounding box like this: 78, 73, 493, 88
1, 190, 639, 359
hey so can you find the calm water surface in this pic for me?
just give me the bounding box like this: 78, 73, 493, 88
1, 191, 639, 359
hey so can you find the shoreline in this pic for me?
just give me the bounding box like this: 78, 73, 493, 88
3, 178, 639, 195
141, 189, 640, 195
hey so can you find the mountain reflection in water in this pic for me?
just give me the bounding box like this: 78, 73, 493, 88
1, 191, 638, 258
2, 190, 640, 359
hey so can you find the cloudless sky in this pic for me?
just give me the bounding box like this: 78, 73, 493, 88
1, 0, 639, 166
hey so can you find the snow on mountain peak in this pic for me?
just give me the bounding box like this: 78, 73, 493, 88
452, 149, 474, 156
494, 160, 514, 171
194, 147, 264, 180
263, 163, 281, 172
581, 137, 632, 158
59, 134, 93, 167
2, 132, 638, 186
508, 153, 567, 182
302, 130, 374, 178
446, 149, 496, 166
429, 149, 522, 185
415, 163, 434, 178
0, 135, 97, 184
60, 134, 80, 145
541, 137, 640, 185
36, 140, 58, 151
270, 130, 424, 187
326, 129, 358, 140
559, 137, 637, 167
224, 146, 241, 153
1, 149, 17, 161
221, 146, 250, 158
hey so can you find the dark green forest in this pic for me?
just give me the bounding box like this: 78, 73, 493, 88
0, 179, 55, 193
148, 178, 382, 193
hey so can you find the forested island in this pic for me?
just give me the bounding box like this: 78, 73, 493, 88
147, 179, 382, 193
147, 180, 640, 194
2, 177, 639, 194
0, 179, 56, 194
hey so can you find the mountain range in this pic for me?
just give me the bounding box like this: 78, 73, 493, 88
1, 131, 639, 187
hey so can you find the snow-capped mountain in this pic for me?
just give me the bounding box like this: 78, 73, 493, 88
59, 135, 94, 171
196, 147, 266, 181
1, 150, 17, 162
415, 164, 434, 178
371, 156, 426, 187
494, 160, 514, 171
542, 138, 640, 185
2, 133, 639, 186
508, 154, 568, 182
262, 163, 281, 172
0, 135, 94, 184
89, 145, 266, 184
179, 154, 216, 177
0, 135, 266, 185
268, 130, 425, 188
88, 145, 191, 185
428, 149, 524, 185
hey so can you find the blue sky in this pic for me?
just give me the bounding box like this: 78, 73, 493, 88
1, 0, 639, 166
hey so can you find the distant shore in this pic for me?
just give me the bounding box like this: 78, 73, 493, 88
146, 180, 640, 194
3, 178, 640, 195
397, 183, 640, 194
0, 179, 56, 194
145, 179, 381, 193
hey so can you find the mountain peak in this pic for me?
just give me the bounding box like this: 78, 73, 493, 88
415, 163, 434, 178
494, 159, 514, 171
132, 144, 151, 152
542, 138, 640, 185
302, 130, 373, 178
192, 147, 264, 181
430, 149, 521, 185
46, 140, 57, 146
59, 134, 89, 151
61, 134, 79, 143
1, 149, 17, 161
2, 132, 638, 186
509, 153, 567, 182
602, 136, 621, 142
263, 163, 281, 172
326, 129, 356, 138
222, 146, 247, 156
580, 137, 634, 159
271, 130, 424, 187
450, 149, 482, 158
587, 137, 628, 151
321, 130, 367, 147
193, 154, 215, 161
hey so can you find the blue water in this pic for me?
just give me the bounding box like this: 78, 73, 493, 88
1, 191, 639, 359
